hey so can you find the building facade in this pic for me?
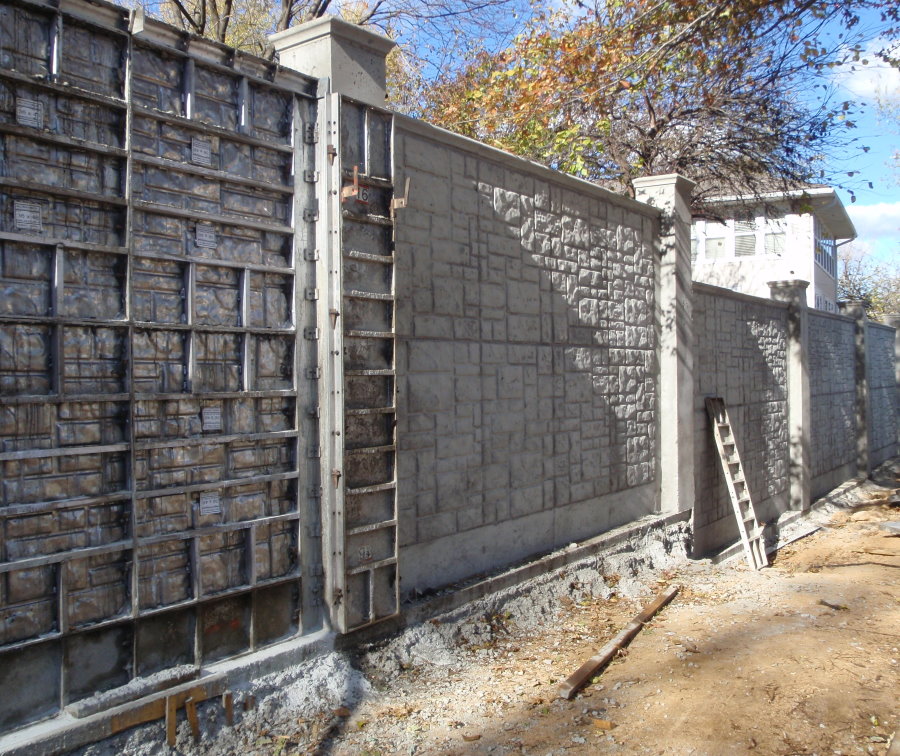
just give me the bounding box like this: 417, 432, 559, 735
691, 187, 856, 312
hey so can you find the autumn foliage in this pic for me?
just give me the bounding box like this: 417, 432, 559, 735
417, 0, 900, 200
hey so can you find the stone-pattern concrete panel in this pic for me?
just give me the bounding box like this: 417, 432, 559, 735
693, 286, 789, 554
867, 323, 898, 466
393, 124, 659, 592
808, 312, 856, 495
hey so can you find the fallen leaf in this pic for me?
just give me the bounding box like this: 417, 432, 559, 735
593, 719, 616, 730
333, 707, 351, 717
462, 733, 482, 742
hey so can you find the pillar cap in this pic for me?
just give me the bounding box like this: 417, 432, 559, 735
633, 174, 696, 194
767, 279, 810, 291
270, 16, 396, 106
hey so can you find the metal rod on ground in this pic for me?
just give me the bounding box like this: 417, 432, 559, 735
558, 585, 680, 700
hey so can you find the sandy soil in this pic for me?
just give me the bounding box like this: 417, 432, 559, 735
316, 474, 900, 756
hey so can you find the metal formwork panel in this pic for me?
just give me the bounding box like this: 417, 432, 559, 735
318, 97, 398, 633
0, 0, 322, 734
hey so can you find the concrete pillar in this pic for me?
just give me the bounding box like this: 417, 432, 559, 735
882, 314, 900, 447
270, 16, 396, 106
633, 174, 695, 515
839, 300, 870, 479
769, 280, 811, 510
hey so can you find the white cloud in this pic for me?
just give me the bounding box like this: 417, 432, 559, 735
846, 200, 900, 244
833, 39, 900, 104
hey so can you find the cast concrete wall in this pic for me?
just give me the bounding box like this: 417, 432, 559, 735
808, 311, 857, 497
867, 322, 899, 467
392, 117, 661, 595
692, 283, 790, 555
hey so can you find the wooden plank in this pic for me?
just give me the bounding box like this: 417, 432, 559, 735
223, 691, 234, 726
165, 696, 177, 747
558, 585, 680, 701
104, 675, 226, 738
185, 697, 200, 742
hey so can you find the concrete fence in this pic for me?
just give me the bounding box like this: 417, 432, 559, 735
0, 0, 896, 742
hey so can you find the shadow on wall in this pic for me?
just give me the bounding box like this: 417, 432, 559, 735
391, 127, 662, 597
692, 287, 790, 555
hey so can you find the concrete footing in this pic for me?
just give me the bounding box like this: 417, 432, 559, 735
0, 630, 334, 756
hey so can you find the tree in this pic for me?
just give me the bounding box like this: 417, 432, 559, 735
418, 0, 900, 203
138, 0, 532, 61
838, 243, 900, 317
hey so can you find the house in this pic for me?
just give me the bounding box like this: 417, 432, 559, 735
690, 186, 857, 312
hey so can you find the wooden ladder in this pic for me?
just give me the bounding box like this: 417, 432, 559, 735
705, 397, 768, 570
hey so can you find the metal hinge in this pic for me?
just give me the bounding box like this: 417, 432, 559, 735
307, 445, 321, 459
308, 485, 323, 499
304, 288, 319, 301
303, 207, 319, 223
303, 248, 320, 262
303, 170, 319, 183
304, 124, 319, 144
304, 327, 319, 340
305, 367, 321, 380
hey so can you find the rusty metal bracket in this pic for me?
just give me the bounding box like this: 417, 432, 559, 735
341, 165, 370, 204
390, 176, 410, 220
341, 165, 360, 200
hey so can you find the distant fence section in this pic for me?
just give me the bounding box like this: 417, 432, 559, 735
867, 322, 898, 468
808, 311, 857, 498
692, 285, 789, 554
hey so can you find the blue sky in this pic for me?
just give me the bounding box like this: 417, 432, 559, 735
830, 27, 899, 263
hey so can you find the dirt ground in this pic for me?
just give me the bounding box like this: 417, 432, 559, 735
304, 471, 900, 756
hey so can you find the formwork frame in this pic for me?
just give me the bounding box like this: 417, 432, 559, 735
0, 0, 326, 732
323, 95, 400, 633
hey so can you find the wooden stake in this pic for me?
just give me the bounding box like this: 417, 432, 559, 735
223, 691, 234, 726
558, 585, 680, 700
185, 697, 200, 742
165, 695, 177, 747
